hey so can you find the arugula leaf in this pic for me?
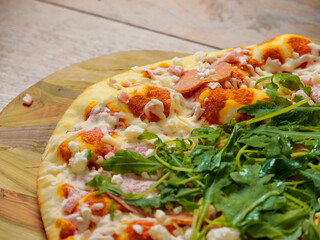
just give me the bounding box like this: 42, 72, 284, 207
191, 126, 221, 145
138, 132, 160, 140
137, 132, 163, 147
99, 150, 161, 174
124, 197, 161, 209
256, 73, 308, 93
85, 175, 122, 196
190, 145, 218, 172
238, 100, 284, 118
259, 158, 303, 178
177, 199, 199, 212
299, 169, 320, 193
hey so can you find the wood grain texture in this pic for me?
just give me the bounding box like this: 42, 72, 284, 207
41, 0, 320, 49
0, 50, 188, 240
0, 0, 216, 112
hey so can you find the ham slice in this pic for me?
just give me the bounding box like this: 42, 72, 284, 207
62, 186, 87, 214
126, 144, 154, 157
106, 193, 152, 217
121, 177, 157, 195
174, 62, 232, 93
311, 85, 320, 103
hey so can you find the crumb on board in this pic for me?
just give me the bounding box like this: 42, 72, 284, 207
22, 94, 33, 106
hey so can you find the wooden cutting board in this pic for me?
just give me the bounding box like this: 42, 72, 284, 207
0, 50, 188, 240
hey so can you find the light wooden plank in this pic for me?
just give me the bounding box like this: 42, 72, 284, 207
0, 187, 46, 240
0, 0, 216, 112
42, 0, 320, 49
0, 147, 41, 197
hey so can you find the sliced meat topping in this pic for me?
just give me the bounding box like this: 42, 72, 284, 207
106, 193, 152, 217
118, 91, 131, 103
126, 144, 154, 157
311, 85, 320, 103
174, 62, 232, 93
57, 184, 87, 215
121, 177, 157, 195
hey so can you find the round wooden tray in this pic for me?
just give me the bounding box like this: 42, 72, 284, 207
0, 50, 188, 239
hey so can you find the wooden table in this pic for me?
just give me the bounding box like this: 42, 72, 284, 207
1, 0, 320, 112
0, 0, 319, 239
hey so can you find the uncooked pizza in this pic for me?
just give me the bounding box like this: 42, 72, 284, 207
38, 34, 320, 240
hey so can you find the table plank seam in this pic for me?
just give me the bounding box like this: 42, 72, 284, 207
35, 0, 224, 50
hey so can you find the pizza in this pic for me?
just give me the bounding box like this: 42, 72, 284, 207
38, 34, 320, 240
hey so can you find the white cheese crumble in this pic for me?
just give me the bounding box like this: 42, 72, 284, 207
197, 68, 216, 79
144, 99, 166, 120
101, 134, 121, 146
91, 203, 104, 210
206, 227, 241, 240
195, 51, 206, 61
111, 174, 123, 185
172, 57, 182, 65
22, 93, 33, 106
155, 209, 166, 224
78, 204, 92, 232
173, 206, 182, 214
132, 224, 143, 235
48, 163, 67, 174
124, 125, 145, 139
69, 149, 88, 174
208, 82, 221, 90
145, 149, 154, 157
149, 225, 176, 240
205, 53, 218, 62
68, 141, 79, 153
308, 43, 320, 57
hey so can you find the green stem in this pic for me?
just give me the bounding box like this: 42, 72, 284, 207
190, 198, 203, 240
169, 154, 204, 187
132, 172, 170, 198
291, 152, 308, 158
285, 181, 306, 186
283, 192, 309, 209
238, 98, 311, 127
236, 145, 247, 170
191, 201, 209, 240
176, 188, 201, 198
197, 221, 216, 240
154, 152, 193, 172
177, 175, 203, 185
